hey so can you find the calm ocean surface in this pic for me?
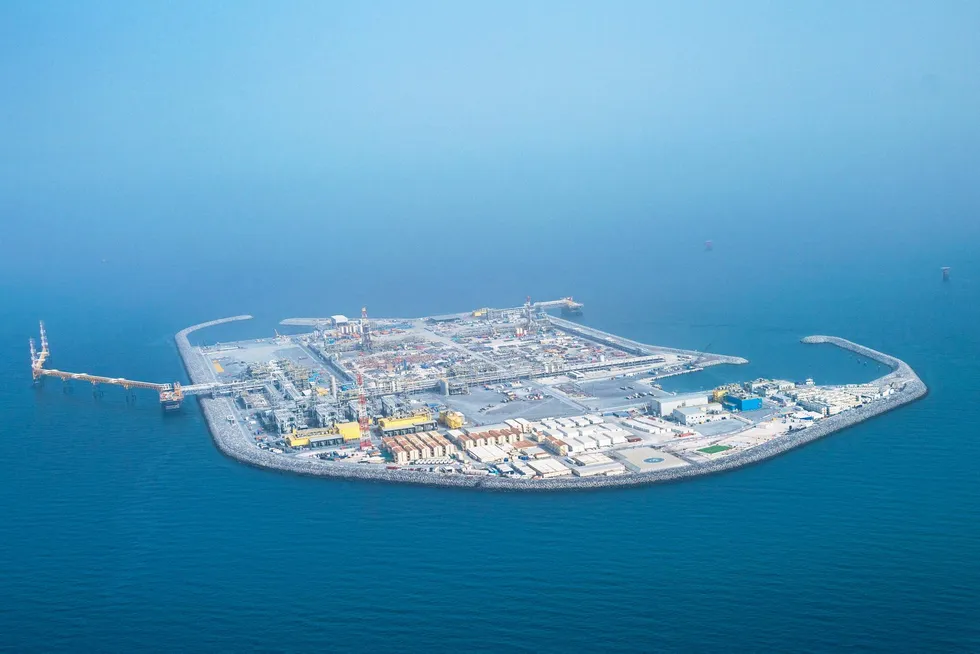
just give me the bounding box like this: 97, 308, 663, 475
2, 198, 979, 652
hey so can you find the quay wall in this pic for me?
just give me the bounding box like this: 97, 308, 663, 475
547, 316, 749, 366
177, 322, 926, 491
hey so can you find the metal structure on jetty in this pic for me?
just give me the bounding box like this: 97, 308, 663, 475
29, 320, 262, 410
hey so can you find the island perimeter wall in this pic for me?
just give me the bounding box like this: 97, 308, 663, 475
177, 319, 927, 491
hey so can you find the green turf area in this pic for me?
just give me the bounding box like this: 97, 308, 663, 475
698, 445, 733, 454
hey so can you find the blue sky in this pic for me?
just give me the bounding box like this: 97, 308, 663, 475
3, 1, 977, 189
1, 1, 978, 290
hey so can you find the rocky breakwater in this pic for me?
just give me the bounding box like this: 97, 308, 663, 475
646, 334, 929, 486
177, 322, 926, 491
547, 315, 749, 367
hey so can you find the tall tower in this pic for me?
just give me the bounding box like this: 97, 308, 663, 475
356, 372, 371, 450
524, 296, 534, 332
361, 306, 372, 352
39, 321, 48, 356
31, 320, 50, 382
29, 338, 38, 381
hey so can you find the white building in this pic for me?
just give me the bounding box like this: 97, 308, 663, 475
466, 444, 510, 463
605, 428, 630, 444
527, 458, 572, 478
589, 432, 613, 448
622, 418, 668, 435
673, 406, 708, 425
572, 452, 615, 466
514, 418, 533, 433
650, 393, 710, 417
572, 462, 626, 477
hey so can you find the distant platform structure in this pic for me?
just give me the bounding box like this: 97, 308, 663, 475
942, 266, 950, 281
533, 297, 583, 316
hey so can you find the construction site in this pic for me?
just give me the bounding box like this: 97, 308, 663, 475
29, 297, 926, 488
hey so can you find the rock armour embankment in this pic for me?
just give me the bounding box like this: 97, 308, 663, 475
177, 322, 926, 491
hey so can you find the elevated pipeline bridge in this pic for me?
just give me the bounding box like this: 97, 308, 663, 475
531, 296, 583, 314
29, 322, 260, 410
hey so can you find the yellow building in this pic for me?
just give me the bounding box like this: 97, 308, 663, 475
286, 427, 346, 448
712, 385, 740, 403
336, 421, 362, 442
439, 410, 465, 429
377, 410, 435, 435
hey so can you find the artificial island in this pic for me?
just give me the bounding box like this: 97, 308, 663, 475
30, 297, 927, 490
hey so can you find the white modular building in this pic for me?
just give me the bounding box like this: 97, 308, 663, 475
514, 418, 533, 433
527, 458, 572, 478
572, 452, 615, 466
466, 444, 511, 463
572, 462, 626, 477
673, 406, 708, 426
579, 428, 612, 448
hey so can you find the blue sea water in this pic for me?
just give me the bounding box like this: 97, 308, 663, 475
5, 2, 980, 650
2, 177, 980, 652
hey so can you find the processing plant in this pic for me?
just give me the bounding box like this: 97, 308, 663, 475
31, 297, 924, 487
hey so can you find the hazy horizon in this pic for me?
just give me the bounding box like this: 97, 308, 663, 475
3, 4, 980, 651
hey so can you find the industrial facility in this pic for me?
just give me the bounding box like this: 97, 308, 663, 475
30, 299, 910, 484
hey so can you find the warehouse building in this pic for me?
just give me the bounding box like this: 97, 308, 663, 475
622, 416, 671, 434
723, 395, 763, 412
518, 444, 549, 459
565, 435, 598, 454
572, 462, 626, 477
650, 393, 710, 417
466, 444, 511, 463
572, 452, 615, 466
377, 411, 437, 436
585, 429, 613, 448
673, 406, 708, 426
527, 458, 572, 478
